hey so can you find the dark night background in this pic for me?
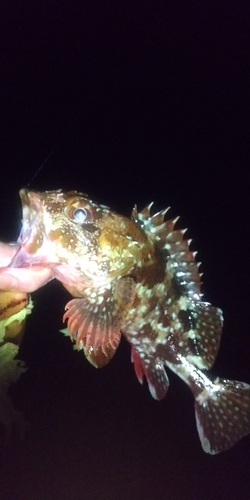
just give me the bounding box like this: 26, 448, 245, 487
0, 2, 249, 499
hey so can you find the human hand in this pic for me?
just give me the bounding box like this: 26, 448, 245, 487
0, 242, 54, 292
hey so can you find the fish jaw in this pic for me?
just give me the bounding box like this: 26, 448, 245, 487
10, 189, 60, 268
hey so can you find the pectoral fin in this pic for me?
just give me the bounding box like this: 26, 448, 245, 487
63, 276, 136, 368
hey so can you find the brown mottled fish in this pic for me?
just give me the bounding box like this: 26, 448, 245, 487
6, 189, 250, 453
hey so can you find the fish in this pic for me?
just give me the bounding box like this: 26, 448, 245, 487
5, 188, 250, 454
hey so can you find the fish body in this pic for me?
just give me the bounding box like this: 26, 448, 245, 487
8, 189, 250, 453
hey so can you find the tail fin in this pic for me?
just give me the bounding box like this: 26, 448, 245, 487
195, 378, 250, 454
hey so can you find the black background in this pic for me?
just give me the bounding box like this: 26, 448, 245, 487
0, 2, 249, 499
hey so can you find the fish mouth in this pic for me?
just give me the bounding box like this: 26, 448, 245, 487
17, 189, 42, 244
9, 189, 49, 268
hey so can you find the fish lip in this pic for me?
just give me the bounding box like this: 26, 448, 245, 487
19, 188, 42, 214
18, 189, 43, 244
10, 189, 49, 267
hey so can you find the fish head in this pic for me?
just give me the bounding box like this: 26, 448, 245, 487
11, 189, 145, 288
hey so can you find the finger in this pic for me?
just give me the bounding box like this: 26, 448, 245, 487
0, 267, 54, 292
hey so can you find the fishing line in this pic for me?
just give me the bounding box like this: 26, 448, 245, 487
27, 115, 78, 187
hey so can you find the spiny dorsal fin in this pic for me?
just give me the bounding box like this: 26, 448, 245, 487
134, 202, 203, 298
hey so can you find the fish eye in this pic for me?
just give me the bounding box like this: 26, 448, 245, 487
73, 208, 90, 223
65, 203, 94, 223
